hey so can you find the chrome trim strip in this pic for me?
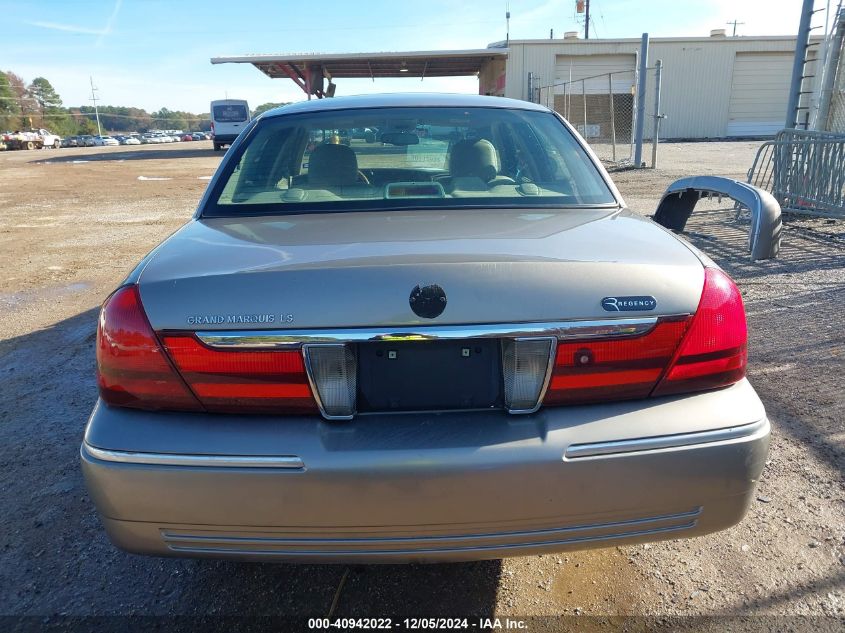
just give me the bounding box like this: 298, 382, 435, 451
564, 418, 769, 459
82, 442, 304, 469
160, 508, 701, 548
164, 522, 698, 556
196, 318, 661, 350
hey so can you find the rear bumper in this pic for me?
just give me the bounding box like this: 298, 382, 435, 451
81, 380, 769, 563
211, 134, 238, 145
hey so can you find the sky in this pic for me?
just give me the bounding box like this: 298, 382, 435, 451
1, 0, 833, 113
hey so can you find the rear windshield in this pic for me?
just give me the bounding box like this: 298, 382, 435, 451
213, 104, 249, 122
204, 106, 616, 216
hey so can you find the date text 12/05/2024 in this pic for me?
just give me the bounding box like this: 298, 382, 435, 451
307, 617, 528, 629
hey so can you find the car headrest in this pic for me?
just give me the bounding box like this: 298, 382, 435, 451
308, 143, 359, 186
448, 139, 500, 182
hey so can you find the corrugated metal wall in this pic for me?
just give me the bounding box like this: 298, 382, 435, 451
505, 36, 803, 139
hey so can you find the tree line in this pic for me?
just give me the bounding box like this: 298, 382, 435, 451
0, 71, 215, 135
0, 71, 292, 137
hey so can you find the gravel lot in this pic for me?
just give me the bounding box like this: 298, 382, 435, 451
0, 141, 842, 627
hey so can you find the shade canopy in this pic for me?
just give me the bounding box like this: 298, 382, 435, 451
211, 49, 508, 97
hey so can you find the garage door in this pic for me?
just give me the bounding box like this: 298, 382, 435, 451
727, 52, 792, 136
554, 54, 636, 94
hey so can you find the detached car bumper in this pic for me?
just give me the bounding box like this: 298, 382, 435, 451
81, 379, 769, 563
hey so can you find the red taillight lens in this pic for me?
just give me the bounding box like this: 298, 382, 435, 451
542, 268, 747, 406
653, 267, 747, 396
161, 336, 318, 414
97, 286, 202, 411
97, 287, 317, 415
543, 318, 690, 405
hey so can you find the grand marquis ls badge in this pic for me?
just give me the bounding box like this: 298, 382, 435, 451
410, 284, 447, 319
601, 296, 657, 312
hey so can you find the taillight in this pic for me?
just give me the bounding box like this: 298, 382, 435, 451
652, 267, 747, 396
542, 267, 747, 406
543, 318, 690, 406
161, 335, 318, 414
96, 286, 202, 411
97, 286, 318, 415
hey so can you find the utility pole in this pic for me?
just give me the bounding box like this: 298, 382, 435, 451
726, 20, 745, 36
89, 76, 102, 136
585, 0, 590, 39
506, 4, 510, 47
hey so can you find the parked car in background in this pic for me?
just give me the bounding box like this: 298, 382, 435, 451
78, 135, 95, 147
93, 135, 119, 147
120, 136, 141, 145
210, 98, 250, 151
181, 134, 194, 142
81, 94, 771, 563
61, 136, 79, 148
142, 133, 170, 144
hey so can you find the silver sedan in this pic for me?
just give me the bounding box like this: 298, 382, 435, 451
81, 94, 771, 563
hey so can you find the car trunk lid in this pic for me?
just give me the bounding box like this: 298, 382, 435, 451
138, 207, 704, 331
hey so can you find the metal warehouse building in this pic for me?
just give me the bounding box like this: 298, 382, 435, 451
215, 33, 813, 141
484, 33, 811, 139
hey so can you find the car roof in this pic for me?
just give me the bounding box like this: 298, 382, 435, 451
262, 93, 549, 118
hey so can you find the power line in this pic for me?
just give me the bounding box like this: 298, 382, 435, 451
726, 19, 745, 36
0, 109, 211, 123
35, 112, 210, 122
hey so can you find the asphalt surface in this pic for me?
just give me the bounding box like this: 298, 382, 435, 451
0, 141, 842, 628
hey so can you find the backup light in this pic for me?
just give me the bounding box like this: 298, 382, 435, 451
303, 344, 358, 419
502, 338, 555, 413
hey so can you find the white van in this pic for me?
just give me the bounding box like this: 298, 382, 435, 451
210, 99, 251, 151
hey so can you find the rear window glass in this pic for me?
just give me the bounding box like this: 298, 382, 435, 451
206, 106, 616, 216
213, 104, 248, 122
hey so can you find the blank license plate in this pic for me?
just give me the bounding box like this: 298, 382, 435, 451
356, 339, 503, 412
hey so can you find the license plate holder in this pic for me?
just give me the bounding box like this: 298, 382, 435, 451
356, 339, 503, 412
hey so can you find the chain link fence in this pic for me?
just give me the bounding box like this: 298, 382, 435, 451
537, 67, 661, 169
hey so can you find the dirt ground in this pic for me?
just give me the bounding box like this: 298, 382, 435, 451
0, 141, 843, 628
